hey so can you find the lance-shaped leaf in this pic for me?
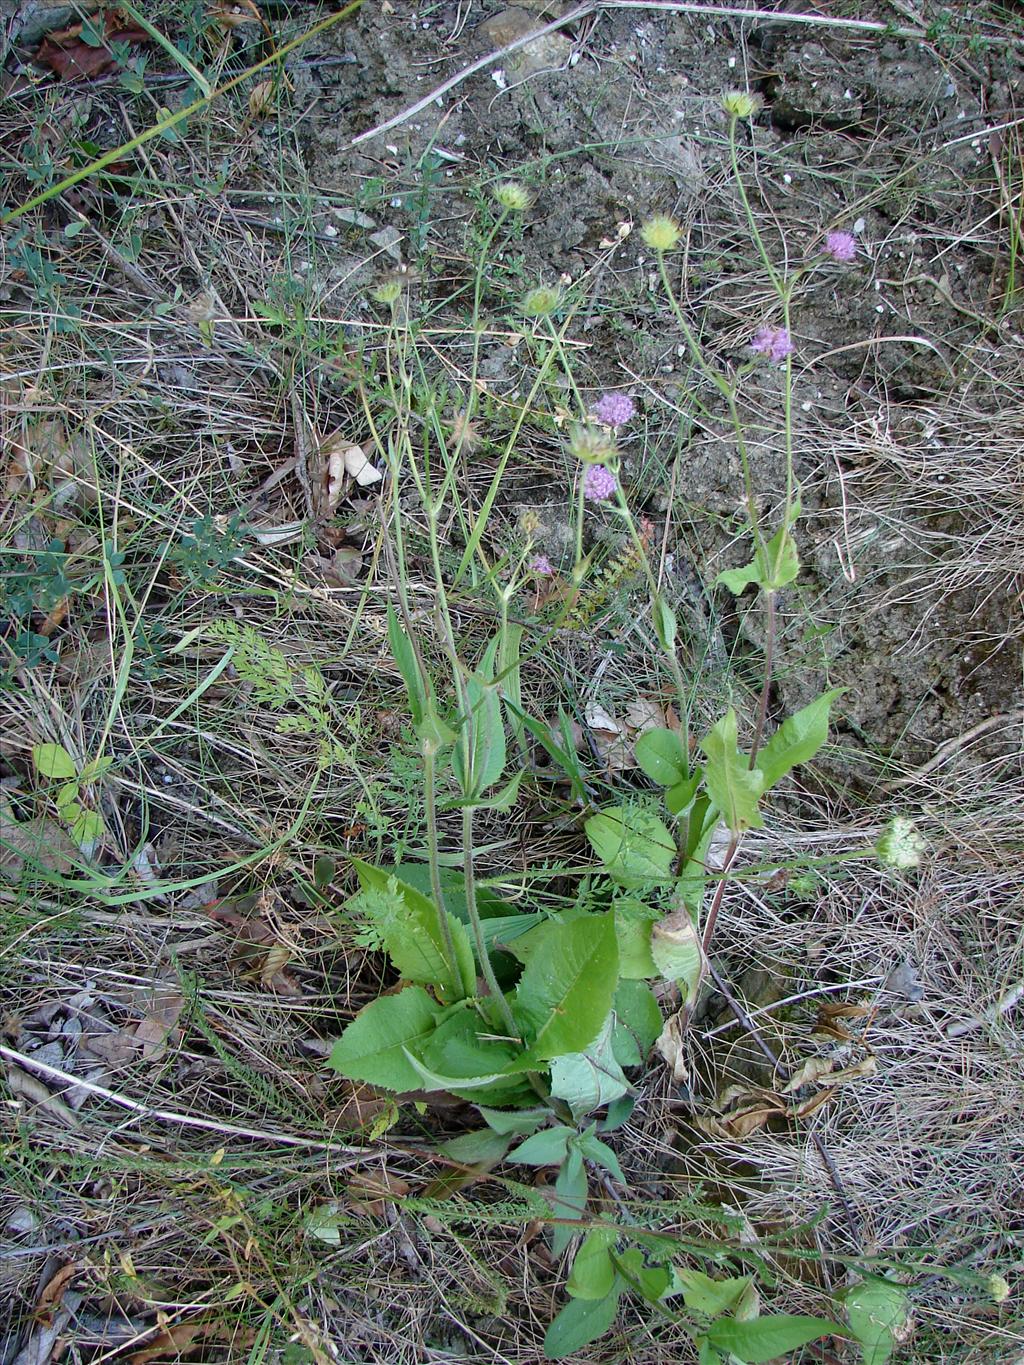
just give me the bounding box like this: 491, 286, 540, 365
700, 711, 763, 833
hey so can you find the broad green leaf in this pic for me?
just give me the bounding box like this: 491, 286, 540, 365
543, 1285, 621, 1359
844, 1277, 908, 1365
576, 1127, 625, 1184
387, 605, 424, 726
612, 898, 658, 979
409, 1005, 527, 1099
351, 860, 475, 1003
550, 1016, 629, 1120
584, 805, 676, 889
78, 755, 113, 784
514, 915, 619, 1062
706, 1313, 841, 1363
650, 908, 706, 1004
757, 688, 843, 791
666, 770, 702, 818
611, 979, 662, 1069
328, 988, 441, 1092
69, 810, 104, 846
479, 1105, 547, 1136
453, 636, 506, 796
652, 596, 677, 651
440, 1128, 512, 1166
716, 559, 762, 595
634, 728, 689, 787
669, 1267, 754, 1318
550, 1149, 587, 1258
698, 1343, 725, 1365
675, 799, 720, 914
612, 1249, 671, 1302
700, 711, 763, 833
566, 1229, 617, 1300
508, 1126, 572, 1167
758, 523, 799, 590
598, 1095, 635, 1131
55, 781, 80, 811
32, 743, 76, 780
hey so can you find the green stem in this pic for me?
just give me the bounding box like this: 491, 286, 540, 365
423, 741, 461, 984
461, 804, 519, 1035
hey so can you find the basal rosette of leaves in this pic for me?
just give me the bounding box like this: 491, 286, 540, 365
326, 604, 847, 1359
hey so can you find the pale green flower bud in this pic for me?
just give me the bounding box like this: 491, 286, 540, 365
521, 285, 561, 317
721, 89, 762, 119
875, 816, 926, 870
640, 215, 681, 253
492, 181, 532, 213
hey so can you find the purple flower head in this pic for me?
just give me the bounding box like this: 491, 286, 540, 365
530, 554, 554, 577
583, 463, 617, 503
592, 392, 636, 428
750, 327, 795, 363
824, 230, 857, 263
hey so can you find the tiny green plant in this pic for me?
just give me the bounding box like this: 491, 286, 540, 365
31, 742, 112, 849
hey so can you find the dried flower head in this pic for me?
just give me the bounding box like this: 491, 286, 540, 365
448, 410, 483, 453
750, 326, 795, 362
530, 554, 554, 577
519, 509, 542, 537
721, 89, 762, 119
521, 285, 561, 317
569, 421, 616, 465
641, 215, 681, 253
875, 816, 926, 870
824, 229, 857, 263
583, 463, 617, 502
492, 181, 532, 213
593, 392, 636, 428
371, 279, 403, 306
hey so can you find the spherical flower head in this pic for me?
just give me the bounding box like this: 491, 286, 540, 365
521, 285, 561, 318
988, 1276, 1011, 1305
583, 463, 617, 502
640, 215, 681, 253
750, 327, 795, 363
371, 279, 403, 307
875, 816, 926, 871
592, 392, 636, 428
568, 421, 616, 465
530, 554, 554, 577
824, 229, 857, 263
492, 181, 532, 213
721, 89, 761, 119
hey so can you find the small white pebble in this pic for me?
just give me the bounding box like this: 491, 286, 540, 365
727, 55, 736, 68
853, 217, 865, 233
875, 303, 885, 313
783, 173, 792, 184
800, 400, 812, 412
324, 224, 337, 237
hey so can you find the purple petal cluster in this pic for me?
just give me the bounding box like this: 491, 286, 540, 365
583, 464, 617, 502
592, 392, 636, 428
750, 327, 795, 362
530, 555, 554, 577
824, 230, 857, 263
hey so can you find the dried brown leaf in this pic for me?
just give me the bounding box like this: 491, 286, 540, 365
34, 11, 152, 81
127, 1316, 251, 1364
346, 1169, 410, 1217
34, 1260, 80, 1314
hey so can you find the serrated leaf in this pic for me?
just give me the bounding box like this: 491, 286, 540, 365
585, 805, 676, 889
507, 1126, 572, 1167
634, 728, 689, 787
328, 987, 441, 1092
550, 1016, 629, 1120
844, 1277, 908, 1365
514, 915, 619, 1062
566, 1229, 617, 1300
407, 1005, 527, 1099
32, 743, 76, 780
706, 1313, 841, 1363
757, 688, 843, 791
351, 860, 475, 1003
543, 1286, 621, 1359
669, 1267, 753, 1318
700, 711, 763, 833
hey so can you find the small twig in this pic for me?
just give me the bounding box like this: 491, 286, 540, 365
0, 1044, 369, 1158
705, 963, 863, 1249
